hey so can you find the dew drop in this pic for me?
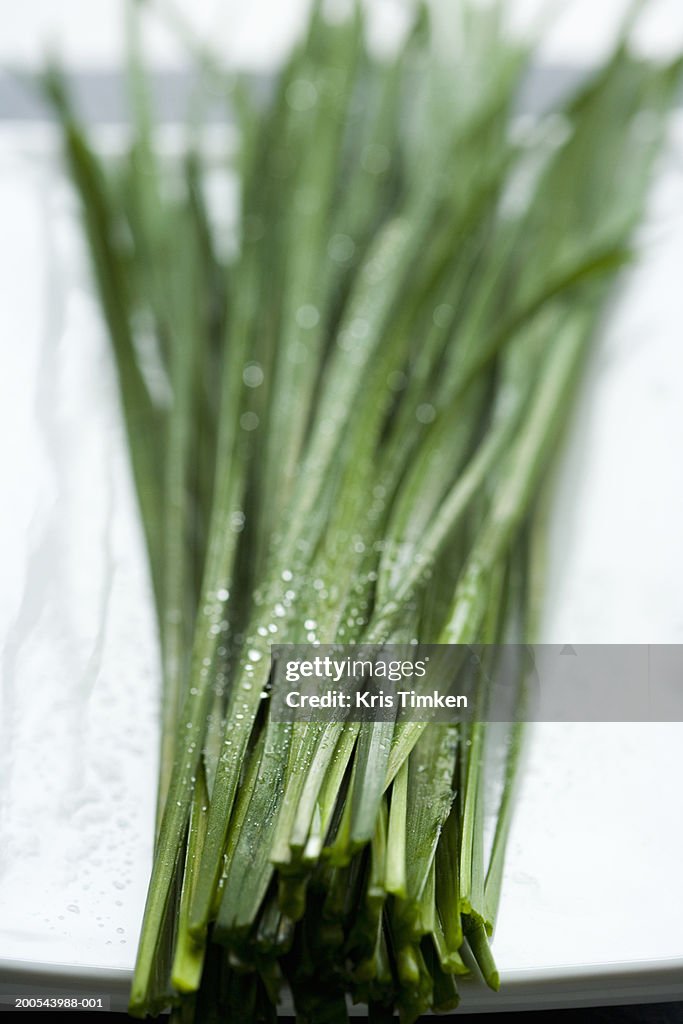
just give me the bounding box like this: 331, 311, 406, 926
416, 403, 436, 424
287, 78, 318, 111
328, 233, 355, 264
231, 511, 246, 531
296, 305, 320, 329
242, 362, 264, 388
350, 317, 369, 340
433, 303, 454, 328
240, 411, 259, 431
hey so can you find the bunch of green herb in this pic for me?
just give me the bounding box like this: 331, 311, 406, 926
45, 1, 680, 1020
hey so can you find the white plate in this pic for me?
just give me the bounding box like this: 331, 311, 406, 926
1, 113, 683, 1013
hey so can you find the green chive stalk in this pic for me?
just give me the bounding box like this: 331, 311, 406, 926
45, 2, 682, 1020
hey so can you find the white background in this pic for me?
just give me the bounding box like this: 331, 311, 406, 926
1, 0, 683, 72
